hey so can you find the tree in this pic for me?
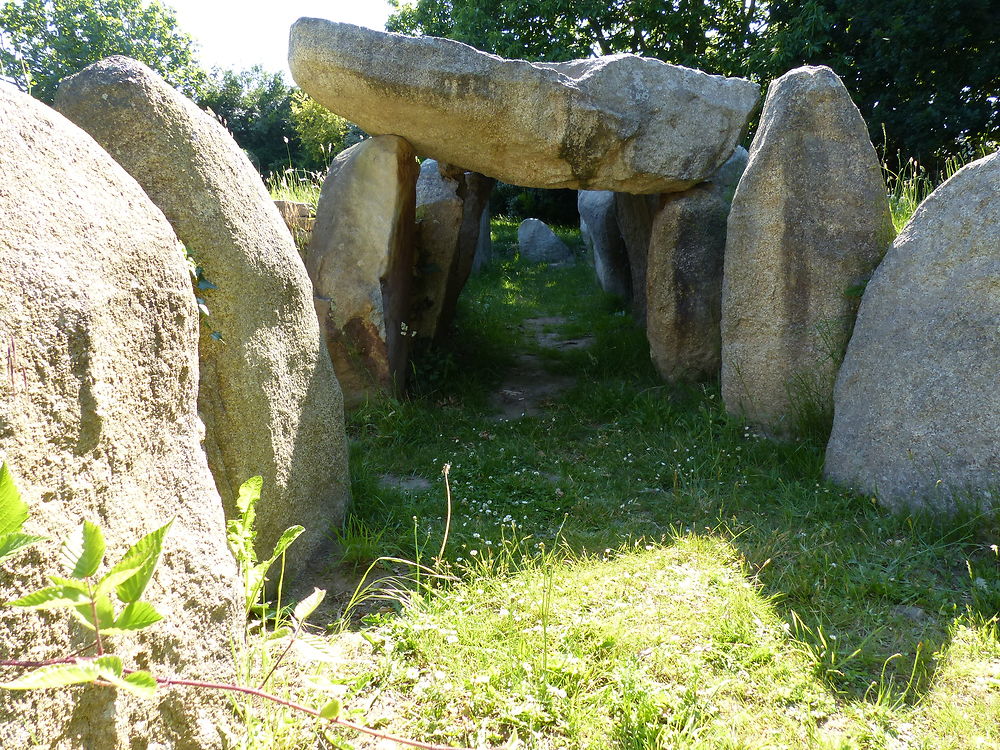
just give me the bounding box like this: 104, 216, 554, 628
759, 0, 1000, 168
289, 89, 350, 167
197, 66, 302, 174
387, 0, 767, 77
0, 0, 205, 102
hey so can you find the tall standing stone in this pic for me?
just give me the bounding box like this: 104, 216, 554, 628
307, 135, 418, 408
471, 206, 493, 273
0, 84, 240, 749
720, 66, 894, 434
56, 57, 351, 577
439, 170, 496, 330
578, 190, 631, 300
289, 19, 759, 193
825, 150, 1000, 511
647, 147, 748, 382
615, 193, 661, 324
410, 159, 464, 339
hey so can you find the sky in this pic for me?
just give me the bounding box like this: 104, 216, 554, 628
164, 0, 394, 80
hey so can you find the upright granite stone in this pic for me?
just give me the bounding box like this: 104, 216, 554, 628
56, 57, 350, 577
578, 190, 631, 300
518, 218, 573, 263
615, 193, 661, 324
410, 159, 464, 338
0, 84, 240, 749
647, 148, 747, 382
289, 19, 759, 193
307, 135, 418, 408
825, 150, 1000, 511
439, 171, 496, 330
720, 66, 894, 433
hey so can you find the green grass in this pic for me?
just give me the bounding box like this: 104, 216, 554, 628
235, 221, 998, 749
266, 167, 323, 207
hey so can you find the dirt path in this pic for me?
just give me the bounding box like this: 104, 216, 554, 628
489, 316, 593, 420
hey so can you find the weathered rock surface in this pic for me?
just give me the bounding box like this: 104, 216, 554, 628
647, 147, 748, 382
825, 150, 1000, 511
274, 199, 315, 254
720, 66, 894, 433
615, 193, 661, 324
440, 171, 496, 329
289, 18, 760, 193
0, 84, 240, 749
518, 218, 573, 263
410, 159, 465, 338
578, 190, 631, 300
56, 57, 350, 576
307, 135, 418, 408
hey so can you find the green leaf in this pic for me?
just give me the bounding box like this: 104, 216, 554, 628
117, 670, 157, 699
0, 459, 28, 536
104, 601, 162, 633
62, 521, 105, 579
71, 594, 115, 632
93, 655, 123, 678
0, 661, 102, 690
107, 520, 172, 603
268, 525, 304, 561
236, 476, 262, 516
0, 532, 45, 562
293, 587, 326, 624
319, 698, 342, 720
8, 585, 91, 609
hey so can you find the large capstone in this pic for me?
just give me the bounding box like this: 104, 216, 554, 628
720, 66, 894, 434
0, 83, 240, 749
825, 150, 1000, 512
647, 147, 747, 382
56, 57, 351, 578
289, 18, 759, 193
307, 135, 418, 408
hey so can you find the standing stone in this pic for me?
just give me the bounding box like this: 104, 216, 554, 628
439, 171, 496, 330
289, 19, 759, 193
720, 66, 894, 434
410, 159, 465, 339
518, 218, 573, 263
615, 193, 661, 324
825, 150, 1000, 511
274, 199, 316, 255
307, 135, 418, 408
471, 206, 493, 273
647, 147, 748, 382
56, 57, 351, 578
0, 84, 240, 749
578, 190, 631, 300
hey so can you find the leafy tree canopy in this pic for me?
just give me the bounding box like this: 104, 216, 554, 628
387, 0, 766, 77
761, 0, 1000, 166
0, 0, 205, 102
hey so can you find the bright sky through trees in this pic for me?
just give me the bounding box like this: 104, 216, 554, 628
165, 0, 392, 78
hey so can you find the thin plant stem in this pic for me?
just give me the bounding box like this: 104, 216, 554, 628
437, 463, 453, 562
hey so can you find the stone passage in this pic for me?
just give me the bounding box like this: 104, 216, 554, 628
0, 84, 239, 749
307, 134, 418, 408
289, 18, 759, 193
56, 57, 351, 579
825, 150, 1000, 512
720, 65, 894, 434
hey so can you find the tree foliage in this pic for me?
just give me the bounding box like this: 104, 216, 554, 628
760, 0, 1000, 166
387, 0, 766, 76
197, 66, 301, 174
288, 89, 350, 167
0, 0, 205, 102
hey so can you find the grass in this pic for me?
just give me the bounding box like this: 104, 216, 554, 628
230, 218, 999, 749
266, 167, 324, 207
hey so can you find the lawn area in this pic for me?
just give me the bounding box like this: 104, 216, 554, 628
242, 219, 999, 750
